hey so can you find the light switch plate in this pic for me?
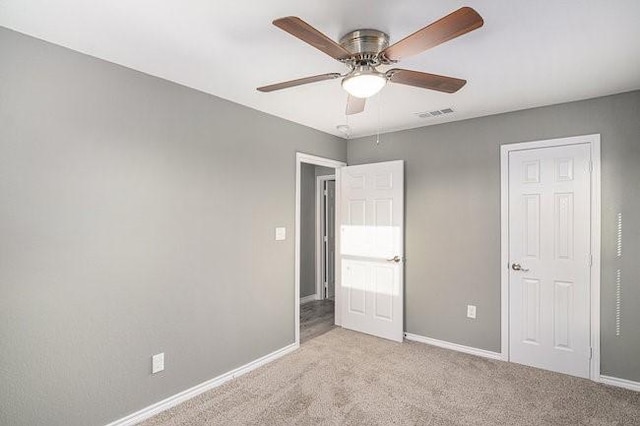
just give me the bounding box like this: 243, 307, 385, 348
275, 227, 286, 241
467, 305, 477, 319
152, 352, 164, 374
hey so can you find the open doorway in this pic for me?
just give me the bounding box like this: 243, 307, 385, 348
296, 154, 405, 345
295, 153, 345, 345
300, 164, 335, 343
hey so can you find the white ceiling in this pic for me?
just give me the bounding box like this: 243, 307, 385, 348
2, 0, 640, 138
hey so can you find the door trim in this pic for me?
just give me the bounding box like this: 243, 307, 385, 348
316, 174, 336, 301
500, 134, 601, 381
295, 153, 346, 345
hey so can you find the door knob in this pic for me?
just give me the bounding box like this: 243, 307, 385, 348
387, 255, 402, 263
511, 263, 530, 272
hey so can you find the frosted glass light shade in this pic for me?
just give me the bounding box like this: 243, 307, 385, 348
342, 72, 387, 99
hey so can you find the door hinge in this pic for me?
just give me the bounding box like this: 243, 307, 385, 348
589, 347, 593, 360
588, 254, 593, 267
323, 236, 328, 242
588, 161, 593, 173
324, 190, 328, 196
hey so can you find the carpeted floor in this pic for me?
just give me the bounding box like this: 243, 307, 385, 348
300, 298, 335, 344
142, 328, 640, 425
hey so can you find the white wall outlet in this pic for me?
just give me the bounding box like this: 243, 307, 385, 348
467, 305, 477, 319
152, 352, 164, 374
275, 227, 286, 241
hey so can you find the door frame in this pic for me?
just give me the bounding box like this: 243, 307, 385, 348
316, 174, 336, 301
500, 134, 601, 381
295, 153, 346, 345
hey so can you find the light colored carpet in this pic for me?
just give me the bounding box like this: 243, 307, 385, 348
142, 328, 640, 425
300, 298, 335, 343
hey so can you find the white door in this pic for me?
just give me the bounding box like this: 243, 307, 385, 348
508, 143, 591, 378
340, 160, 404, 342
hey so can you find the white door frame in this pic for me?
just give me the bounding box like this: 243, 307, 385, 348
316, 174, 336, 300
500, 134, 601, 381
295, 153, 346, 345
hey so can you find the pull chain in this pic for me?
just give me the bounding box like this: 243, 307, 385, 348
375, 90, 383, 145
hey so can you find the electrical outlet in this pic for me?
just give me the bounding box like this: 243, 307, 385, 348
152, 353, 164, 374
467, 305, 477, 319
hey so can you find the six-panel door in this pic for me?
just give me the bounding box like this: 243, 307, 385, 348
508, 143, 591, 378
340, 161, 404, 342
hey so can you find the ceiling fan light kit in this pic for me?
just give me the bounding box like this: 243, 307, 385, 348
342, 65, 387, 99
258, 7, 484, 116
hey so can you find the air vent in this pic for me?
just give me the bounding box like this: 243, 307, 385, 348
415, 108, 455, 119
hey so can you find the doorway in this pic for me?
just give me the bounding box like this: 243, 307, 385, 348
500, 134, 601, 380
295, 154, 406, 346
299, 164, 336, 343
295, 153, 345, 345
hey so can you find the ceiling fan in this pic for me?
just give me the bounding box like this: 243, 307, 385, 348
257, 7, 484, 115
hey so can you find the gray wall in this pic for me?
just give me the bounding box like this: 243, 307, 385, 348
347, 90, 640, 382
315, 165, 335, 178
0, 28, 346, 426
300, 165, 335, 298
300, 163, 316, 298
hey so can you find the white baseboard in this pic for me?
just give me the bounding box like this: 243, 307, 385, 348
105, 342, 299, 426
300, 294, 317, 304
599, 375, 640, 392
404, 333, 503, 361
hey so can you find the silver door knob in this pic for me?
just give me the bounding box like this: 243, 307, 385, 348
511, 263, 530, 272
387, 256, 402, 263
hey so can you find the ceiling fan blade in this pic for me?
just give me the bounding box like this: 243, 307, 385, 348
273, 17, 352, 61
382, 7, 483, 61
345, 96, 366, 115
257, 73, 341, 92
387, 69, 466, 93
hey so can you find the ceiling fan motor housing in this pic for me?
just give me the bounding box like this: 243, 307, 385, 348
339, 29, 389, 63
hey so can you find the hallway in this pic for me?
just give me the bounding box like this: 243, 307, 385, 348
300, 299, 335, 344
